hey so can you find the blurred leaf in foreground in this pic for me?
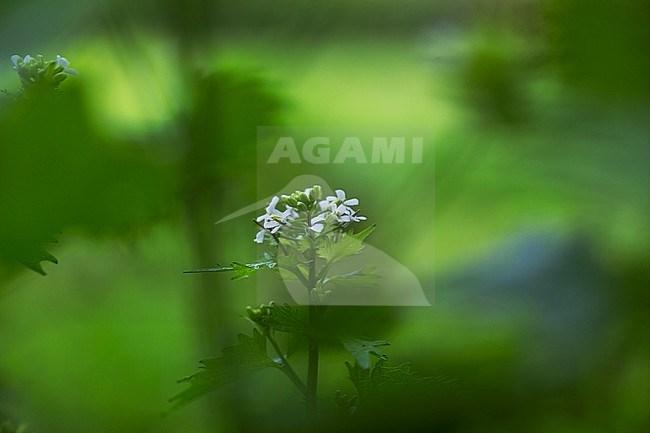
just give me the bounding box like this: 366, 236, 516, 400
341, 338, 389, 370
168, 329, 279, 412
0, 83, 173, 275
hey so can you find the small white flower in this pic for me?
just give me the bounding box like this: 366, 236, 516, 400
254, 229, 266, 244
318, 189, 366, 223
55, 55, 78, 76
330, 203, 367, 223
319, 189, 359, 210
11, 55, 21, 71
254, 196, 297, 243
309, 213, 327, 233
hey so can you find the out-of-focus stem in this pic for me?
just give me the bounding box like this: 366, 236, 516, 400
266, 331, 308, 395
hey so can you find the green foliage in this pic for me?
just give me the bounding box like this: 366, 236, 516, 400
546, 0, 650, 97
0, 86, 173, 275
276, 242, 308, 272
168, 329, 279, 411
324, 265, 379, 290
11, 54, 76, 95
346, 358, 431, 407
182, 70, 283, 193
12, 241, 59, 276
183, 258, 276, 280
317, 225, 376, 264
341, 338, 389, 370
247, 302, 309, 336
174, 187, 383, 416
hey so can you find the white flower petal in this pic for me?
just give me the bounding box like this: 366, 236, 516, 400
280, 209, 295, 221
343, 198, 359, 206
56, 55, 70, 68
24, 55, 32, 63
266, 196, 280, 213
254, 230, 266, 243
11, 55, 21, 68
309, 223, 324, 233
263, 219, 280, 229
65, 67, 78, 76
335, 189, 345, 200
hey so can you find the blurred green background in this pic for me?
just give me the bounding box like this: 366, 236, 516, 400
1, 0, 649, 432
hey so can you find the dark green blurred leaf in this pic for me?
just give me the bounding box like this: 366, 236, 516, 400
341, 338, 389, 369
168, 329, 278, 411
546, 0, 650, 97
347, 358, 432, 407
15, 242, 59, 276
0, 421, 29, 433
0, 85, 173, 275
254, 302, 309, 336
181, 70, 283, 196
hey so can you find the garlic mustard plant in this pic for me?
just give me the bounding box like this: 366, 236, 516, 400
172, 184, 431, 423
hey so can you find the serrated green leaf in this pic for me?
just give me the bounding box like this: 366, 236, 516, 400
276, 243, 308, 269
16, 248, 58, 276
341, 338, 389, 369
10, 239, 59, 276
324, 266, 379, 289
317, 230, 370, 264
346, 358, 431, 406
256, 302, 309, 335
183, 259, 276, 280
350, 224, 376, 241
168, 329, 278, 411
276, 244, 310, 286
230, 262, 256, 281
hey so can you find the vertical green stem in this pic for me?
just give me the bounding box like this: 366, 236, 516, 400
266, 331, 308, 395
306, 211, 319, 420
306, 305, 319, 420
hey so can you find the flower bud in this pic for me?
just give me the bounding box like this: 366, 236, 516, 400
246, 304, 271, 324
310, 185, 322, 201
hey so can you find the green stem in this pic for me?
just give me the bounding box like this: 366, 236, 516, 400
266, 331, 307, 395
305, 210, 320, 420
306, 305, 320, 420
279, 264, 310, 288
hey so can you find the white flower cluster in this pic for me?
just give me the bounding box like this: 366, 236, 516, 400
254, 187, 366, 244
254, 196, 298, 243
319, 189, 367, 224
9, 54, 77, 92
11, 54, 78, 76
